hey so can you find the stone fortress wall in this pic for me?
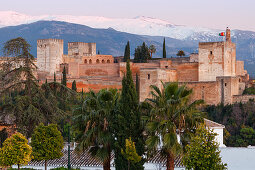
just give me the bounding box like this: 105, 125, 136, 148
35, 28, 251, 105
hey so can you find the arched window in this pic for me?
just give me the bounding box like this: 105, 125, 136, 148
89, 59, 92, 64
84, 59, 87, 64
96, 59, 100, 63
102, 59, 105, 63
107, 60, 110, 63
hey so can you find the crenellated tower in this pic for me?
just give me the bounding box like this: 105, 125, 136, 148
37, 39, 64, 74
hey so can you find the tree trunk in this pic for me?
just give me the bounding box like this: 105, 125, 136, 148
166, 152, 175, 170
103, 158, 111, 170
45, 160, 47, 170
18, 164, 20, 170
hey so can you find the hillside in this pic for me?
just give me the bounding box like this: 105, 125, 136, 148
0, 20, 255, 77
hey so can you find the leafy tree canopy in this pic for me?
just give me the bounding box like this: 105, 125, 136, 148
0, 133, 32, 169
182, 124, 227, 170
31, 124, 63, 162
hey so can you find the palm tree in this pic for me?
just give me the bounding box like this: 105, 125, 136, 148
73, 89, 119, 170
176, 50, 185, 57
149, 45, 156, 58
145, 82, 203, 170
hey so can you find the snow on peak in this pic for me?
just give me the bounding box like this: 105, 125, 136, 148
0, 11, 222, 40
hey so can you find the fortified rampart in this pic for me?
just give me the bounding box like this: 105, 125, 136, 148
1, 28, 250, 106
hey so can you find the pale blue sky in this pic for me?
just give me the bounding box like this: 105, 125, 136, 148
1, 0, 254, 30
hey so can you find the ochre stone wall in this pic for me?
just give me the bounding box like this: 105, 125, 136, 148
236, 60, 246, 76
175, 63, 199, 82
232, 95, 255, 103
182, 81, 221, 105
79, 63, 120, 77
68, 42, 96, 56
139, 68, 177, 102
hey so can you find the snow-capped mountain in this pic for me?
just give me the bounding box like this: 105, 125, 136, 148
0, 11, 223, 41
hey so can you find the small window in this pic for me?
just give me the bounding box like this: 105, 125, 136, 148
225, 83, 227, 86
89, 59, 92, 64
210, 51, 213, 55
165, 66, 168, 68
102, 59, 105, 63
84, 59, 87, 64
239, 78, 241, 82
107, 60, 110, 63
96, 59, 100, 63
148, 74, 150, 80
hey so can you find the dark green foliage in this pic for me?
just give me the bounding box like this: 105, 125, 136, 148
0, 128, 8, 147
135, 73, 139, 99
0, 38, 67, 137
72, 80, 77, 92
243, 86, 255, 95
62, 66, 67, 86
163, 38, 166, 58
54, 72, 56, 82
114, 60, 145, 170
145, 82, 204, 170
73, 89, 119, 170
205, 101, 255, 146
148, 45, 156, 58
134, 42, 150, 63
176, 50, 185, 57
124, 41, 130, 62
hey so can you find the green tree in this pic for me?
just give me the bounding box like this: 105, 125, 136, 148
0, 38, 65, 137
62, 66, 67, 86
149, 45, 156, 58
182, 125, 227, 170
72, 80, 77, 92
135, 73, 139, 100
124, 41, 130, 62
134, 42, 150, 63
114, 60, 145, 170
0, 133, 32, 170
0, 37, 37, 96
121, 138, 141, 170
73, 89, 119, 170
31, 124, 64, 170
145, 82, 203, 170
176, 50, 185, 57
163, 38, 166, 58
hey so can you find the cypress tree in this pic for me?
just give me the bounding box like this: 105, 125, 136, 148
45, 79, 47, 84
54, 72, 56, 82
163, 38, 166, 58
61, 66, 67, 86
72, 80, 77, 92
136, 73, 139, 100
114, 60, 145, 170
124, 41, 130, 62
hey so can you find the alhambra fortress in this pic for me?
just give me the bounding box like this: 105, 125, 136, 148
34, 28, 253, 105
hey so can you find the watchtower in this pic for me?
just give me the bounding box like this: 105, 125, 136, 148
37, 39, 64, 74
198, 28, 236, 81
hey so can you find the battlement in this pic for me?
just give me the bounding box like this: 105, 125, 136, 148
68, 42, 96, 56
37, 39, 64, 43
68, 42, 96, 46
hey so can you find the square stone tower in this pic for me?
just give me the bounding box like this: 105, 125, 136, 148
37, 39, 64, 74
68, 42, 96, 57
198, 28, 236, 81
